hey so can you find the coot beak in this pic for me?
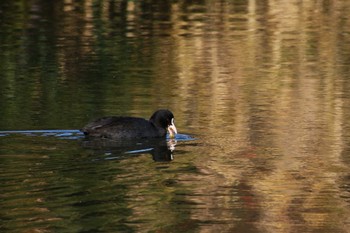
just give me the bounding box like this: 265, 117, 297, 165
167, 118, 177, 139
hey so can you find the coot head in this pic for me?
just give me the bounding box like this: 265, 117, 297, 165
149, 109, 177, 138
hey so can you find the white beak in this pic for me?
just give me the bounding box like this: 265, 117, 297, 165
167, 118, 177, 138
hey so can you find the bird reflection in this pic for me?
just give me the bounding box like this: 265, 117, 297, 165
81, 137, 177, 162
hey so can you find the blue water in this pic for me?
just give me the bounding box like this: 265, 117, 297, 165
0, 129, 193, 141
0, 130, 83, 139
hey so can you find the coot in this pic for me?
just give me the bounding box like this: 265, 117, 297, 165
81, 109, 177, 139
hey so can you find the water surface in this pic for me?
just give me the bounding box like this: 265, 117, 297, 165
1, 0, 350, 232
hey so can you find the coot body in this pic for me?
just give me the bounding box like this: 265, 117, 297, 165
81, 109, 177, 140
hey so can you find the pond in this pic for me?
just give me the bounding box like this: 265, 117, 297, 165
1, 0, 350, 232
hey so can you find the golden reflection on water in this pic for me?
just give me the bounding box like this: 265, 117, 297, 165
147, 0, 350, 232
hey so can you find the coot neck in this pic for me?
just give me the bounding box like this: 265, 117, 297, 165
149, 120, 167, 137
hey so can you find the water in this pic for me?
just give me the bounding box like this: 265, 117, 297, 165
1, 0, 350, 232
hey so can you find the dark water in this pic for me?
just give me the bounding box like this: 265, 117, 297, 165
1, 0, 350, 232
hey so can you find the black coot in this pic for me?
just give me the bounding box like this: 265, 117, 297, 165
81, 109, 177, 139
